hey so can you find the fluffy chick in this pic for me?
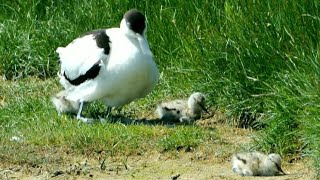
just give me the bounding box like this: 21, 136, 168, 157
156, 92, 208, 123
231, 151, 285, 176
51, 90, 80, 115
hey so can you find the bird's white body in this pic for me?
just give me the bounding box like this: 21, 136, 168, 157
54, 10, 159, 122
156, 92, 207, 123
231, 152, 285, 176
56, 35, 108, 85
58, 27, 158, 107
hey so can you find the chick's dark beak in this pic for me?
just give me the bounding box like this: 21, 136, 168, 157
199, 103, 209, 114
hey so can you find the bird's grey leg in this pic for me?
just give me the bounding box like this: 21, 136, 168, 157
76, 101, 84, 119
99, 106, 112, 123
106, 106, 112, 115
76, 101, 94, 124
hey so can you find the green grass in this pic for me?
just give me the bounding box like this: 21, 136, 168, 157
0, 78, 216, 165
0, 0, 320, 173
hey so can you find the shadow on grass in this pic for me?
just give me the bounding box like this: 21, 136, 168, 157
63, 111, 201, 126
107, 115, 189, 126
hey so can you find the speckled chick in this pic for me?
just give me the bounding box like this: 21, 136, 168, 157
231, 152, 285, 176
156, 92, 208, 123
51, 90, 80, 115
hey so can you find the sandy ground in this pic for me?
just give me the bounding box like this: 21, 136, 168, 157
0, 115, 316, 180
0, 154, 314, 180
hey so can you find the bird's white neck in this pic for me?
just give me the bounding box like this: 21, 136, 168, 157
119, 19, 151, 55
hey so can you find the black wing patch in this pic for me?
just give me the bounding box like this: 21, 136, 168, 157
83, 29, 111, 55
236, 155, 247, 164
163, 107, 180, 114
64, 61, 101, 86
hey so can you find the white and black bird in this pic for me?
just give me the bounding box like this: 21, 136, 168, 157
54, 9, 159, 123
231, 152, 286, 176
156, 92, 208, 123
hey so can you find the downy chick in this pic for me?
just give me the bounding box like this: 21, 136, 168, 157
51, 90, 80, 115
231, 151, 285, 176
156, 92, 208, 123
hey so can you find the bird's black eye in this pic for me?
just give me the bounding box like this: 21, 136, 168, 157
177, 110, 180, 114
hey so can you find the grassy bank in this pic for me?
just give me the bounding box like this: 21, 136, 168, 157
0, 0, 319, 173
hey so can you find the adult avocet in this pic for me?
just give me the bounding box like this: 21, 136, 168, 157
54, 9, 159, 123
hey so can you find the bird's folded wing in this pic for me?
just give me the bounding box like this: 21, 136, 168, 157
56, 31, 110, 81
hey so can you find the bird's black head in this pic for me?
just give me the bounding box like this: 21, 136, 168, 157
124, 9, 146, 35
